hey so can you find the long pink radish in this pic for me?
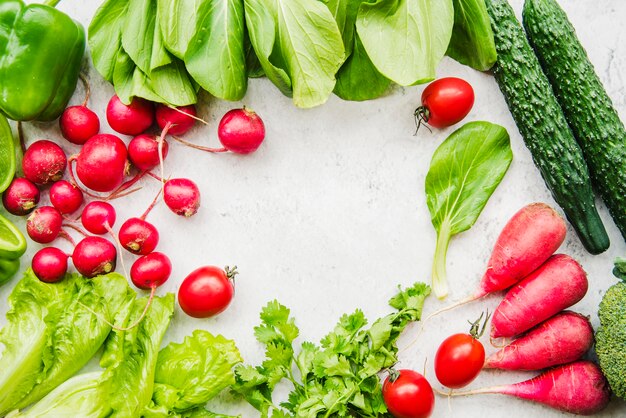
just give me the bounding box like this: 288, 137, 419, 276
445, 361, 610, 415
484, 311, 593, 370
428, 203, 566, 316
491, 254, 588, 339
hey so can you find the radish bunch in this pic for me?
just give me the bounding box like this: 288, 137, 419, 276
426, 203, 609, 415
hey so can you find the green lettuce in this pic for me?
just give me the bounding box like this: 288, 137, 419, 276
0, 269, 134, 415
13, 293, 175, 418
447, 0, 497, 71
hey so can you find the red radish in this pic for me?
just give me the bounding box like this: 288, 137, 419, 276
2, 177, 40, 215
118, 217, 159, 255
72, 236, 117, 278
164, 178, 200, 217
156, 104, 197, 136
22, 140, 67, 185
445, 361, 610, 415
71, 134, 128, 193
81, 201, 116, 235
218, 107, 265, 154
118, 188, 161, 255
178, 266, 236, 318
59, 106, 100, 145
130, 252, 171, 290
32, 247, 68, 283
49, 180, 83, 214
106, 95, 154, 136
26, 206, 63, 244
491, 254, 588, 339
128, 134, 169, 171
484, 311, 593, 371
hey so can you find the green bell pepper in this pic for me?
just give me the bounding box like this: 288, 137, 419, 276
0, 0, 85, 121
0, 258, 19, 286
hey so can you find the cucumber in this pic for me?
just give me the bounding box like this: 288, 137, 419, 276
523, 0, 626, 243
483, 0, 609, 254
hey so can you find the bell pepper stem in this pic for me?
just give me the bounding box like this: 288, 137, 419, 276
43, 0, 62, 7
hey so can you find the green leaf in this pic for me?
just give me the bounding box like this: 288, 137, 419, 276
255, 300, 299, 344
157, 0, 203, 59
356, 0, 454, 86
185, 0, 247, 101
447, 0, 497, 71
88, 0, 130, 82
0, 270, 134, 415
613, 258, 626, 281
244, 0, 345, 107
426, 121, 512, 298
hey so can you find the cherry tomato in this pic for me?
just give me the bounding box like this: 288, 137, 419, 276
178, 265, 236, 318
434, 333, 485, 389
415, 77, 474, 129
382, 369, 435, 418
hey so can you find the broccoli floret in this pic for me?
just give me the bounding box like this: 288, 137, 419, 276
596, 281, 626, 400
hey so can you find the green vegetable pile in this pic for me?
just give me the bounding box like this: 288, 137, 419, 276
232, 282, 430, 417
89, 0, 496, 108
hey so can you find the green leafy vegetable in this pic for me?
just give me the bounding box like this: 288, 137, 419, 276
88, 0, 129, 82
244, 0, 345, 107
447, 0, 497, 71
356, 0, 454, 86
233, 282, 430, 417
185, 0, 247, 101
613, 258, 626, 281
157, 0, 203, 60
0, 270, 134, 415
14, 294, 175, 417
425, 121, 512, 299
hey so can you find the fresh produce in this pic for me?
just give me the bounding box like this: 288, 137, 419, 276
356, 0, 453, 86
71, 133, 129, 193
434, 312, 489, 389
13, 293, 175, 417
130, 251, 171, 290
0, 213, 26, 260
49, 180, 84, 214
119, 216, 160, 255
81, 200, 117, 235
416, 78, 475, 129
523, 0, 626, 243
21, 140, 67, 185
71, 236, 117, 278
595, 271, 626, 400
31, 247, 69, 283
59, 105, 101, 145
491, 254, 588, 339
155, 104, 197, 136
163, 178, 201, 217
447, 361, 610, 415
0, 114, 15, 193
217, 108, 266, 154
426, 121, 512, 298
25, 206, 63, 244
233, 283, 430, 417
0, 258, 19, 286
382, 369, 434, 418
0, 270, 135, 415
178, 266, 236, 318
128, 133, 169, 171
2, 177, 40, 216
484, 0, 609, 254
0, 0, 85, 121
106, 94, 155, 136
447, 0, 497, 71
485, 311, 594, 371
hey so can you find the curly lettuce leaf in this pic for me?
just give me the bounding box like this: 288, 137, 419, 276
0, 270, 134, 415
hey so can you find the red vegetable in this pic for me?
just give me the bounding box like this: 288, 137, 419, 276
22, 140, 67, 185
485, 311, 593, 371
382, 369, 434, 418
435, 312, 488, 389
72, 236, 117, 278
415, 77, 474, 129
178, 265, 236, 318
106, 95, 154, 136
128, 134, 168, 171
163, 178, 200, 217
491, 254, 588, 339
26, 206, 62, 244
60, 105, 100, 145
81, 201, 116, 235
49, 180, 83, 214
32, 247, 68, 283
156, 104, 197, 136
447, 361, 610, 415
218, 107, 265, 154
73, 134, 128, 193
2, 177, 40, 216
130, 252, 171, 290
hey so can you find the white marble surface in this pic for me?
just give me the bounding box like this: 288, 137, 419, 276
2, 0, 626, 416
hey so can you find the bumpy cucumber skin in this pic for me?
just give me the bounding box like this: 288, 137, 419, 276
484, 0, 609, 254
523, 0, 626, 243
